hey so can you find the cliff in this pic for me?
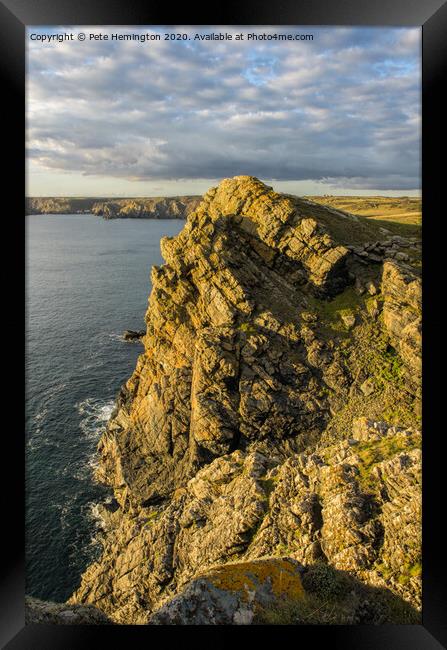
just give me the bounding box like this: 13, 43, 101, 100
26, 196, 201, 218
26, 197, 99, 214
91, 196, 201, 219
68, 176, 421, 624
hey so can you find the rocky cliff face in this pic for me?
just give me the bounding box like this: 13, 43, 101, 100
25, 196, 201, 218
26, 197, 97, 214
91, 197, 201, 219
68, 176, 421, 624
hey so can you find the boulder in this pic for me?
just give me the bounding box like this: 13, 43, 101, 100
123, 329, 145, 341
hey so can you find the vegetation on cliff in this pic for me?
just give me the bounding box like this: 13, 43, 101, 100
304, 195, 421, 227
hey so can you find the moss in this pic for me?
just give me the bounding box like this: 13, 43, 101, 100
275, 543, 291, 556
356, 431, 421, 494
382, 405, 421, 427
320, 312, 420, 448
374, 345, 404, 388
397, 561, 422, 585
318, 386, 331, 399
365, 294, 383, 308
374, 561, 394, 580
142, 510, 160, 529
307, 287, 364, 333
238, 322, 258, 336
409, 562, 422, 578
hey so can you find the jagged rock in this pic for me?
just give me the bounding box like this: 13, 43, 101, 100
94, 177, 358, 506
360, 378, 375, 396
148, 557, 418, 625
365, 298, 380, 318
395, 252, 410, 262
123, 329, 145, 341
366, 281, 377, 295
68, 177, 421, 624
149, 558, 304, 625
381, 261, 421, 386
340, 310, 356, 329
70, 419, 421, 621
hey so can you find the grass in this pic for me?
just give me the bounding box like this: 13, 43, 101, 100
306, 286, 365, 334
255, 562, 420, 624
142, 510, 160, 529
355, 430, 421, 494
319, 314, 421, 447
304, 196, 422, 226
374, 344, 404, 387
293, 196, 421, 246
238, 321, 258, 336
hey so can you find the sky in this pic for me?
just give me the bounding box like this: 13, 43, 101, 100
26, 26, 421, 197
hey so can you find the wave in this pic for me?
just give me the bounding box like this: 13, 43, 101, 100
107, 332, 126, 343
76, 397, 115, 440
85, 496, 116, 532
68, 496, 117, 565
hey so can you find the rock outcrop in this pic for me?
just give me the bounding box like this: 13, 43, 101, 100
68, 176, 421, 625
123, 329, 145, 342
381, 260, 422, 388
91, 197, 201, 219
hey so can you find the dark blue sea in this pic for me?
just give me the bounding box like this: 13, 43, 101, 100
25, 214, 184, 602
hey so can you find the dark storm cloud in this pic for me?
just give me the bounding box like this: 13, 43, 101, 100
27, 26, 421, 190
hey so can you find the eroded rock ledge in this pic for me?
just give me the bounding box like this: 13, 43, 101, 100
68, 176, 421, 624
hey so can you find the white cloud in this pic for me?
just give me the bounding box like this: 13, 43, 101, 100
26, 26, 421, 192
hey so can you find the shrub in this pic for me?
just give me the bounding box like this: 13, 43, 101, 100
301, 562, 347, 600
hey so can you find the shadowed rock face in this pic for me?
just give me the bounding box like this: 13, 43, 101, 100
25, 596, 113, 624
67, 176, 421, 624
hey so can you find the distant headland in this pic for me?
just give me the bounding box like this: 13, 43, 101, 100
25, 196, 202, 219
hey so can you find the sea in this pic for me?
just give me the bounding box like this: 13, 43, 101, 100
25, 213, 184, 602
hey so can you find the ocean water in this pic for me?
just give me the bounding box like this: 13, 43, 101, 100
25, 214, 184, 602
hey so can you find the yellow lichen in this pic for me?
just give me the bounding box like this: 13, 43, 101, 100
202, 559, 304, 603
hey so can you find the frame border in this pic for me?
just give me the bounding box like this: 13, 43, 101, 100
3, 0, 446, 647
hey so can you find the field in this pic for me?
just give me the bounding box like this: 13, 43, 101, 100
304, 196, 421, 226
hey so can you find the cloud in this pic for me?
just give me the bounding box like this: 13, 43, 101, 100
26, 26, 421, 191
